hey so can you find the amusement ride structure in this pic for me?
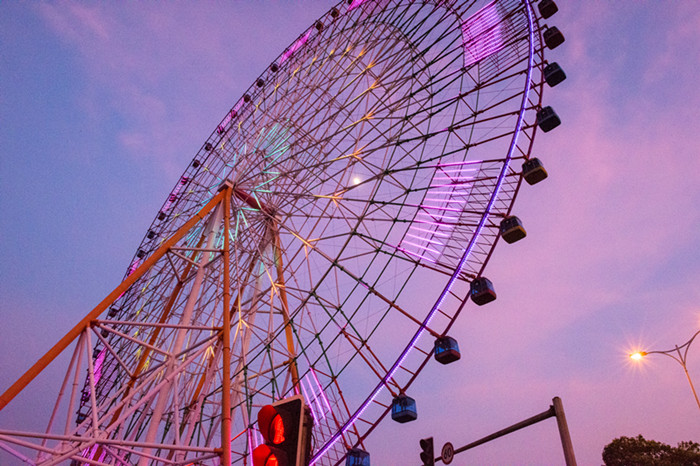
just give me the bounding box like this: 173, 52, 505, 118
0, 0, 566, 464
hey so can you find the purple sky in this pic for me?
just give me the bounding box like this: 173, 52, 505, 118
1, 1, 699, 464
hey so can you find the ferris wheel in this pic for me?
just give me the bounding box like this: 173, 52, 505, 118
0, 0, 566, 465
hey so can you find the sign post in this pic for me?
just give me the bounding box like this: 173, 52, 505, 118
421, 397, 576, 465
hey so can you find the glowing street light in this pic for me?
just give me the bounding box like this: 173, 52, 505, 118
629, 329, 700, 411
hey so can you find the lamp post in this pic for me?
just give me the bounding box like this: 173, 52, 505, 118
629, 329, 700, 411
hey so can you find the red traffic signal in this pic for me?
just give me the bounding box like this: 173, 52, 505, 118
258, 404, 286, 445
253, 444, 285, 466
253, 395, 312, 466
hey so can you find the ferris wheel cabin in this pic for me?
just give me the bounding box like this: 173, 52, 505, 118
391, 395, 418, 423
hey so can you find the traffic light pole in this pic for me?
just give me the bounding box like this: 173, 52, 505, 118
430, 397, 576, 466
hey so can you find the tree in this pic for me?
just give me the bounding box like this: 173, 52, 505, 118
602, 435, 700, 466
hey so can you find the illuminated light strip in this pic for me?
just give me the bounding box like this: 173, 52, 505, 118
433, 174, 477, 180
416, 204, 463, 214
310, 369, 333, 416
429, 190, 479, 196
307, 378, 325, 420
398, 239, 441, 255
437, 159, 484, 167
396, 247, 438, 264
305, 376, 326, 421
301, 375, 327, 422
436, 166, 479, 171
348, 0, 370, 11
423, 198, 468, 205
412, 219, 455, 229
93, 349, 106, 387
434, 170, 478, 176
246, 429, 256, 465
428, 182, 476, 189
310, 1, 536, 462
432, 178, 476, 183
405, 232, 444, 247
281, 30, 312, 63
217, 99, 245, 133
160, 177, 188, 213
300, 380, 318, 422
408, 225, 451, 238
416, 212, 460, 222
127, 259, 140, 276
461, 0, 506, 67
82, 444, 97, 461
254, 175, 280, 191
116, 257, 141, 299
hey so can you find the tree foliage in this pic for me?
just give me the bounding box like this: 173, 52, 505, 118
602, 435, 700, 466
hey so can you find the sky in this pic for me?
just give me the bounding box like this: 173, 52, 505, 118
1, 1, 699, 465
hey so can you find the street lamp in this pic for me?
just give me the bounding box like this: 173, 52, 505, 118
629, 329, 700, 411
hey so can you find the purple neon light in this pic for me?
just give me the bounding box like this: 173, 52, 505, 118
160, 176, 188, 213
348, 0, 370, 11
437, 165, 479, 172
311, 369, 333, 416
423, 198, 467, 205
398, 239, 440, 255
415, 212, 459, 223
92, 349, 106, 387
417, 204, 462, 214
429, 190, 473, 196
217, 100, 245, 133
127, 258, 140, 277
81, 443, 108, 462
461, 0, 506, 67
437, 159, 484, 168
408, 225, 450, 238
281, 30, 311, 63
300, 379, 317, 422
396, 247, 438, 264
116, 259, 141, 300
310, 0, 536, 462
302, 371, 331, 421
247, 428, 260, 466
432, 174, 476, 181
405, 232, 444, 246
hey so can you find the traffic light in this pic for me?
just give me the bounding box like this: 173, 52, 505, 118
419, 437, 434, 466
253, 394, 313, 466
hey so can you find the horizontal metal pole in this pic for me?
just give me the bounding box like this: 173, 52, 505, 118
450, 406, 555, 457
0, 430, 219, 453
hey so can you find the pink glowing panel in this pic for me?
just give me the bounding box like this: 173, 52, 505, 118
348, 0, 370, 11
81, 444, 107, 462
93, 349, 106, 386
217, 99, 245, 133
160, 176, 187, 213
398, 163, 480, 263
280, 30, 311, 63
127, 258, 140, 276
461, 0, 506, 67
